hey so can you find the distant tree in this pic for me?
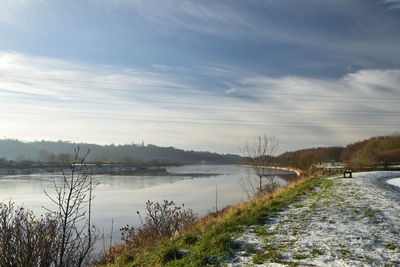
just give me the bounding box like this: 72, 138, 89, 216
341, 135, 400, 169
240, 134, 279, 199
15, 154, 27, 162
297, 151, 314, 170
38, 149, 56, 162
378, 148, 400, 166
0, 157, 7, 166
56, 153, 72, 163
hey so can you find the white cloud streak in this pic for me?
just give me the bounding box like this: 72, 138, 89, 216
383, 0, 400, 9
0, 51, 399, 153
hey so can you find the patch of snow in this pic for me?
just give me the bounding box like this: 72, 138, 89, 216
353, 171, 400, 179
224, 172, 400, 266
227, 226, 266, 267
387, 178, 400, 188
274, 167, 301, 176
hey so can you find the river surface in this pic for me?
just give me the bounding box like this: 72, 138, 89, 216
0, 164, 295, 253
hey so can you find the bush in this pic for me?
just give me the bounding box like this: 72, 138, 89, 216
0, 202, 59, 266
121, 200, 197, 248
0, 148, 97, 267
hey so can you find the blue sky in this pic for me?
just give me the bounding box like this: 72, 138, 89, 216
0, 0, 399, 154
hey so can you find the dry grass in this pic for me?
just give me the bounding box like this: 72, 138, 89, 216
99, 173, 319, 266
97, 200, 197, 265
194, 174, 310, 229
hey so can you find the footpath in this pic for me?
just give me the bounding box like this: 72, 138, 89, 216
226, 172, 400, 266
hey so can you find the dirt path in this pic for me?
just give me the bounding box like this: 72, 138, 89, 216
226, 172, 400, 266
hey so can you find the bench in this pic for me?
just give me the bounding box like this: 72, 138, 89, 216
343, 170, 352, 178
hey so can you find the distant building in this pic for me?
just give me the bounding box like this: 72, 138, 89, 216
315, 162, 346, 170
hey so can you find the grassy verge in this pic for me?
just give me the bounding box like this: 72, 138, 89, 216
101, 175, 334, 267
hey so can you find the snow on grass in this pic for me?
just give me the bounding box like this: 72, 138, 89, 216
227, 226, 266, 267
226, 172, 400, 266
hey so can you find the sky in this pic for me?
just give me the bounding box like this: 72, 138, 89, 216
0, 0, 399, 154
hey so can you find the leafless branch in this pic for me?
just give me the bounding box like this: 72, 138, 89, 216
240, 134, 279, 199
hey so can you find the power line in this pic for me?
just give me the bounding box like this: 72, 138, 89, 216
1, 92, 400, 115
1, 110, 398, 129
1, 95, 400, 117
2, 107, 400, 124
1, 73, 400, 102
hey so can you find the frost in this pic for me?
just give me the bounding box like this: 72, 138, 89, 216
225, 172, 400, 266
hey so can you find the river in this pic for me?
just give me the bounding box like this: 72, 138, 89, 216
0, 164, 296, 253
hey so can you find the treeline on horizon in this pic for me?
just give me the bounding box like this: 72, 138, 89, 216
1, 134, 399, 169
273, 133, 400, 170
0, 139, 241, 165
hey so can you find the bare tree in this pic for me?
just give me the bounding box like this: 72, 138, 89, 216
240, 134, 279, 199
44, 147, 98, 267
239, 170, 260, 201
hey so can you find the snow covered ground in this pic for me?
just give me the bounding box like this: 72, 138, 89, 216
387, 178, 400, 188
226, 172, 400, 266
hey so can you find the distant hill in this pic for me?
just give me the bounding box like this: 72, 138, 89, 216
274, 133, 400, 170
2, 134, 399, 168
0, 139, 242, 164
275, 146, 343, 170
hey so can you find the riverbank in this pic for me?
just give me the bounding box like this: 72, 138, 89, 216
0, 163, 177, 176
239, 165, 303, 176
100, 174, 315, 266
101, 171, 400, 266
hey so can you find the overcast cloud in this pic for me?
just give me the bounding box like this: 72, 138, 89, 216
0, 0, 399, 153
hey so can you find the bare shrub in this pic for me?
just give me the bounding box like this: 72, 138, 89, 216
0, 147, 98, 267
0, 202, 59, 266
240, 134, 279, 199
239, 171, 259, 201
240, 171, 279, 201
121, 200, 196, 248
44, 147, 98, 267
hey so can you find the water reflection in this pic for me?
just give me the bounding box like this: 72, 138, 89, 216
0, 165, 295, 251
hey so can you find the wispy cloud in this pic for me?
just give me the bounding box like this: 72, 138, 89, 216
0, 0, 48, 24
0, 52, 399, 152
0, 52, 255, 150
88, 0, 400, 69
382, 0, 400, 9
94, 0, 250, 37
2, 0, 400, 74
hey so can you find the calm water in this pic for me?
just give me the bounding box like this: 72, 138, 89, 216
0, 164, 295, 252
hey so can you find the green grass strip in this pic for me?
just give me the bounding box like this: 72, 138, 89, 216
103, 176, 334, 267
